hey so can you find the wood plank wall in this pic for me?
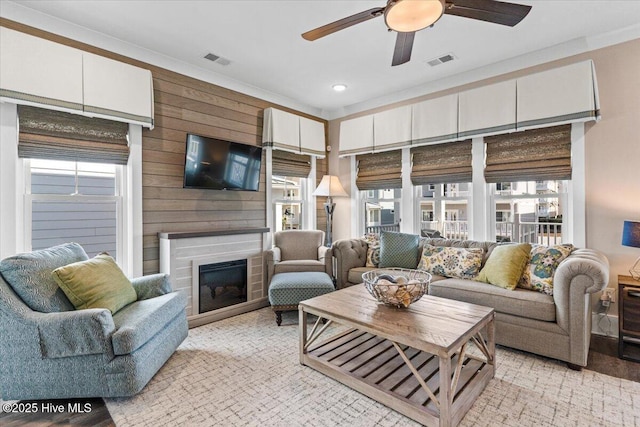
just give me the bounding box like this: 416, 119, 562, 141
1, 19, 328, 274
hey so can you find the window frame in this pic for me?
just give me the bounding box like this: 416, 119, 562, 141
23, 158, 126, 267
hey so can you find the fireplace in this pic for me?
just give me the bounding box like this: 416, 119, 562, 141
198, 259, 247, 313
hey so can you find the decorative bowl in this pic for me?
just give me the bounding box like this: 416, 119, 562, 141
362, 268, 432, 308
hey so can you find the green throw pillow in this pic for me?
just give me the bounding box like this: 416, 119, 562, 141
379, 231, 420, 269
477, 243, 531, 290
52, 253, 137, 314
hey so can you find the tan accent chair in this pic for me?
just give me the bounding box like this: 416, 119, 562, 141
265, 230, 333, 286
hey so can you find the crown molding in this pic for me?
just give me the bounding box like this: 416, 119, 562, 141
2, 1, 638, 122
0, 1, 325, 119
324, 23, 640, 120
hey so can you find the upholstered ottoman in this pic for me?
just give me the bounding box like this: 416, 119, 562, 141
268, 272, 334, 326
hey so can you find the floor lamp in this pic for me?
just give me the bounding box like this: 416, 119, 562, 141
313, 175, 348, 247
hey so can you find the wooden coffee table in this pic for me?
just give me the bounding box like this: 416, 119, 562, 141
299, 284, 495, 427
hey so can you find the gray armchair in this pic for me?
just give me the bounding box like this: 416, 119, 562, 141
265, 230, 333, 285
0, 243, 188, 400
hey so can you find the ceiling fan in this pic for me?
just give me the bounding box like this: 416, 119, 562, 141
302, 0, 532, 66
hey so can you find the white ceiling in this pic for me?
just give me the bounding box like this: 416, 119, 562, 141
5, 1, 640, 119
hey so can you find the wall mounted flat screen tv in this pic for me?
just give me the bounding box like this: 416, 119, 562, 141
183, 134, 262, 191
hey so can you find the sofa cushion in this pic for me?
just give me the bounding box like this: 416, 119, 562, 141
52, 253, 137, 314
519, 244, 574, 295
0, 242, 88, 313
429, 278, 556, 322
111, 291, 186, 355
379, 231, 420, 269
348, 266, 375, 285
274, 260, 326, 275
477, 243, 531, 290
417, 245, 484, 279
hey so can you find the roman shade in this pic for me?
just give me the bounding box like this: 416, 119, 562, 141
412, 94, 459, 146
356, 150, 402, 190
339, 115, 374, 157
517, 60, 600, 129
484, 124, 571, 183
458, 80, 516, 138
18, 105, 129, 165
410, 140, 472, 185
373, 105, 412, 152
271, 149, 311, 178
262, 108, 326, 157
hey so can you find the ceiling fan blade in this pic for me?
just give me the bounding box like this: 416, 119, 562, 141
302, 7, 385, 41
445, 0, 532, 27
391, 32, 416, 66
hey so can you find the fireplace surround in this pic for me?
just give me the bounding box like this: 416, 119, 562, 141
159, 228, 269, 327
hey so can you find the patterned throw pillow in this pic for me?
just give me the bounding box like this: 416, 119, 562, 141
417, 245, 484, 279
361, 234, 381, 268
518, 244, 574, 295
366, 246, 381, 267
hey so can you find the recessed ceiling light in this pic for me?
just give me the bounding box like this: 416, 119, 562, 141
332, 84, 347, 92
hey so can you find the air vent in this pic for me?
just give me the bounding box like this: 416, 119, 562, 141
204, 53, 231, 66
426, 53, 456, 67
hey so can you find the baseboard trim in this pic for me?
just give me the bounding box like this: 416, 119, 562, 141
592, 313, 618, 338
188, 297, 270, 328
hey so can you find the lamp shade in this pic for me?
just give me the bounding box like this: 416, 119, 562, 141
622, 220, 640, 248
313, 175, 348, 197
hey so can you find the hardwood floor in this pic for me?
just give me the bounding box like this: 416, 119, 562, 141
2, 335, 637, 427
0, 398, 113, 427
588, 334, 640, 382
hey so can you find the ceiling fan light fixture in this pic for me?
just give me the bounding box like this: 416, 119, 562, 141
384, 0, 445, 33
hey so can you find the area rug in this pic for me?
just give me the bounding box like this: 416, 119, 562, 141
105, 308, 640, 427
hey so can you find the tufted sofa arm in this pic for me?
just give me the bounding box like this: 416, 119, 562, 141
332, 239, 368, 289
552, 248, 609, 366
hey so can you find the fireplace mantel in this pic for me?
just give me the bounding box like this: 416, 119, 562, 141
158, 228, 270, 240
159, 228, 270, 327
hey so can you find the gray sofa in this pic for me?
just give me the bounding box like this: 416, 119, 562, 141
0, 243, 188, 400
332, 237, 609, 368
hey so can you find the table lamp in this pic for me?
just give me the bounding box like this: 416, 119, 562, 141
313, 175, 348, 247
622, 220, 640, 280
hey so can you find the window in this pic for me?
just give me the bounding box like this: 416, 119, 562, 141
362, 189, 401, 235
27, 159, 122, 260
272, 175, 306, 231
417, 183, 471, 240
492, 180, 567, 245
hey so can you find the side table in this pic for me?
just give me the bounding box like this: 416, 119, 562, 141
618, 275, 640, 362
